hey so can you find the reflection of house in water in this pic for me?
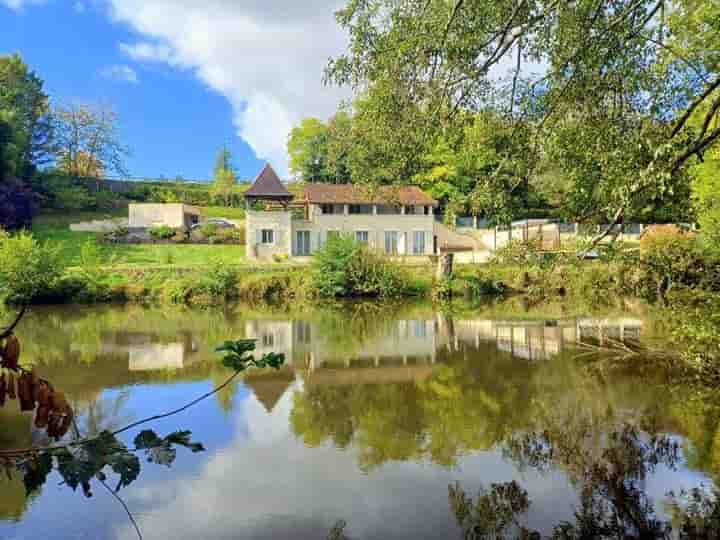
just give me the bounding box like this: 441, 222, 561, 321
445, 318, 644, 361
242, 369, 296, 413
240, 315, 644, 405
245, 319, 437, 387
246, 316, 645, 370
74, 331, 201, 371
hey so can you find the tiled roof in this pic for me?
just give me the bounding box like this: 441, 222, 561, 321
245, 163, 293, 199
303, 184, 438, 207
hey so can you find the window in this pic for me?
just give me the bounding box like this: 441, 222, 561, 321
295, 230, 311, 256
349, 204, 372, 215
321, 204, 343, 215
377, 205, 401, 215
413, 231, 426, 255
261, 229, 274, 244
261, 334, 274, 347
189, 215, 200, 225
384, 231, 398, 254
355, 230, 369, 244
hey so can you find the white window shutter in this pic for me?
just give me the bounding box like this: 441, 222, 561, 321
256, 228, 262, 245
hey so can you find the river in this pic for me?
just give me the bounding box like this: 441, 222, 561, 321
0, 299, 717, 539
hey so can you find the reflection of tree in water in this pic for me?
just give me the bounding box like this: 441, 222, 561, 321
1, 309, 285, 538
449, 419, 720, 539
291, 344, 539, 469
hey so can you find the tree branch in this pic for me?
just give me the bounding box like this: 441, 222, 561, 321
671, 77, 720, 138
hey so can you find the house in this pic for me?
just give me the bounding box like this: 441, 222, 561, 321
128, 203, 201, 231
245, 163, 440, 259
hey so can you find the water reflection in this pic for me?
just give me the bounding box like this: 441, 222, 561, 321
0, 302, 718, 540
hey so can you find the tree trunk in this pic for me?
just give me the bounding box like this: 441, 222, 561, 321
436, 253, 454, 280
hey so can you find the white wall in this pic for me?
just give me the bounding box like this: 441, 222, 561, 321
291, 211, 435, 256
129, 203, 186, 228
246, 211, 292, 260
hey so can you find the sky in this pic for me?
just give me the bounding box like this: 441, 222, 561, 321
0, 0, 349, 181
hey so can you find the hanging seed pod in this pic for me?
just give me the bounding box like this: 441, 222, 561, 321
49, 390, 68, 412
37, 383, 51, 408
7, 372, 16, 399
29, 368, 39, 402
35, 405, 50, 428
1, 335, 20, 371
18, 373, 35, 411
0, 373, 6, 406
47, 411, 61, 439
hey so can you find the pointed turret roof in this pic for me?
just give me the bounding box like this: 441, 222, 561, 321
243, 369, 295, 413
244, 163, 293, 200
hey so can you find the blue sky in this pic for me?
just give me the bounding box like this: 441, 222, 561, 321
0, 0, 347, 181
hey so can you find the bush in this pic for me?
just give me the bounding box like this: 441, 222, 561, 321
0, 229, 64, 303
149, 225, 176, 240
639, 225, 718, 301
491, 238, 547, 267
313, 235, 409, 298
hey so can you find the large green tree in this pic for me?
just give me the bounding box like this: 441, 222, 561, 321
211, 146, 238, 206
326, 0, 720, 231
0, 54, 51, 229
0, 54, 53, 177
287, 112, 352, 183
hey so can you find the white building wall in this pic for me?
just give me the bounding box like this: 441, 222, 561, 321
246, 211, 292, 260
290, 209, 435, 256
129, 203, 186, 229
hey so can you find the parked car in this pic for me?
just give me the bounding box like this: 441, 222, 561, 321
191, 218, 236, 230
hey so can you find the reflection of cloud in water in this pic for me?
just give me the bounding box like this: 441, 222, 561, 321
116, 383, 578, 540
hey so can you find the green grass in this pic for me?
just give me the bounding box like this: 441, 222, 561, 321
32, 209, 245, 268
201, 206, 246, 220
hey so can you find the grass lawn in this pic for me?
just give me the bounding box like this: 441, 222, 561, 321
32, 209, 245, 268
201, 206, 246, 220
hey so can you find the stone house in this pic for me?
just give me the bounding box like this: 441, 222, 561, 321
245, 164, 442, 260
128, 203, 201, 231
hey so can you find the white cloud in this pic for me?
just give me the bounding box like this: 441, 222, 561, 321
1, 0, 45, 10
101, 64, 139, 84
109, 0, 350, 176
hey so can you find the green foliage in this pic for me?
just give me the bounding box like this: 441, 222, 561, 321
639, 226, 719, 301
148, 225, 176, 240
491, 239, 546, 267
215, 339, 285, 372
287, 112, 352, 182
0, 229, 63, 303
211, 146, 238, 206
313, 234, 409, 298
691, 146, 720, 251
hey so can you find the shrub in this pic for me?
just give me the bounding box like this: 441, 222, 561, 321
149, 225, 176, 240
201, 260, 239, 297
491, 238, 547, 267
464, 269, 508, 297
638, 225, 717, 300
313, 235, 409, 298
0, 229, 64, 303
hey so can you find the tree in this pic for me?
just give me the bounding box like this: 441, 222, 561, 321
287, 118, 328, 181
287, 113, 353, 183
211, 146, 237, 207
53, 102, 129, 178
692, 145, 720, 250
326, 0, 720, 235
0, 54, 50, 229
0, 54, 53, 176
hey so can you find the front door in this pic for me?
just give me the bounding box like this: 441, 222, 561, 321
295, 230, 311, 256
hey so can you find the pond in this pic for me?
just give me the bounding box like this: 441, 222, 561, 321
0, 299, 718, 539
